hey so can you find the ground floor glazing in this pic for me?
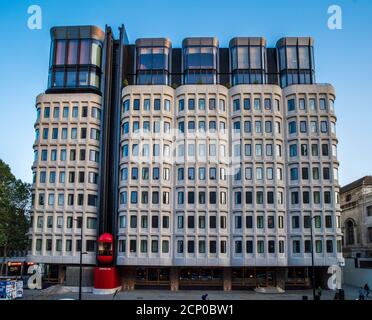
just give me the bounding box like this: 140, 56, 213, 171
41, 264, 331, 291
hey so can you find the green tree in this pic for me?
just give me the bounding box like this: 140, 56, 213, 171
0, 159, 31, 275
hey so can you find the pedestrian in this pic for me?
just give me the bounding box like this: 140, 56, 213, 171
317, 286, 322, 299
201, 293, 208, 300
333, 290, 339, 300
364, 283, 370, 298
359, 287, 365, 300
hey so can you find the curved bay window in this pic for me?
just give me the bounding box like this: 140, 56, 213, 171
183, 38, 218, 84
136, 41, 170, 85
230, 38, 267, 85
277, 37, 315, 88
48, 37, 103, 91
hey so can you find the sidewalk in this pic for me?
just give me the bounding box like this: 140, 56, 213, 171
21, 284, 366, 301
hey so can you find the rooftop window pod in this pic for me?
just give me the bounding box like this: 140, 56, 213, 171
47, 26, 104, 93
276, 37, 315, 87
135, 38, 171, 85
229, 37, 267, 85
183, 38, 218, 85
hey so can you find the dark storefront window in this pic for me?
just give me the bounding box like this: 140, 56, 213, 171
179, 268, 223, 282
135, 268, 170, 284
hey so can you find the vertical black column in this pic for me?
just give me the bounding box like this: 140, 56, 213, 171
98, 25, 114, 236
266, 48, 279, 86
218, 48, 230, 87
97, 25, 128, 263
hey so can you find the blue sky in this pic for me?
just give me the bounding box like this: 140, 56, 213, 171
0, 0, 371, 186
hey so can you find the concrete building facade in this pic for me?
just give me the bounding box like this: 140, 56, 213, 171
28, 25, 343, 290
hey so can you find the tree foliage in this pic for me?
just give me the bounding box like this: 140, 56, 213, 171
0, 159, 31, 269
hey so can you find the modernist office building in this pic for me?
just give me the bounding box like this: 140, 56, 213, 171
28, 25, 343, 290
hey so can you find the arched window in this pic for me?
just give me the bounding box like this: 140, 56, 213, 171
346, 220, 355, 245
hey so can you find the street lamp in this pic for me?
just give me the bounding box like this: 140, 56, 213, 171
75, 217, 87, 300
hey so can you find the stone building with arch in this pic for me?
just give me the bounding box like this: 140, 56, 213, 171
340, 176, 372, 258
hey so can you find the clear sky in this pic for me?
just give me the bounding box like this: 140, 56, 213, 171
0, 0, 371, 186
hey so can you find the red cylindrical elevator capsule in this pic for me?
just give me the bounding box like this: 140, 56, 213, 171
97, 233, 114, 265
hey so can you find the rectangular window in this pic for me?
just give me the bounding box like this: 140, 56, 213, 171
278, 216, 284, 229
325, 215, 332, 228
291, 192, 299, 204
209, 98, 216, 110
257, 240, 264, 253
209, 216, 217, 229
321, 121, 328, 133
326, 240, 333, 253
198, 98, 205, 110
154, 99, 161, 111
133, 99, 140, 111
162, 240, 169, 253
265, 121, 272, 133
245, 191, 253, 204
177, 240, 184, 253
314, 215, 321, 228
130, 240, 137, 253
289, 144, 297, 157
177, 216, 184, 229
292, 216, 300, 229
151, 240, 158, 253
267, 216, 275, 228
140, 240, 148, 253
303, 191, 310, 204
198, 240, 205, 253
299, 98, 306, 110
287, 99, 295, 112
293, 240, 301, 254
243, 98, 250, 110
246, 216, 253, 228
119, 215, 127, 228
257, 216, 264, 228
319, 99, 327, 110
246, 240, 253, 253
88, 194, 97, 207
187, 240, 195, 253
264, 99, 271, 110
316, 240, 322, 253
188, 98, 195, 110
235, 241, 242, 254
300, 121, 307, 133
268, 240, 275, 253
199, 216, 206, 229
288, 121, 296, 134
254, 98, 261, 110
233, 99, 240, 111
244, 121, 251, 133
209, 241, 217, 254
